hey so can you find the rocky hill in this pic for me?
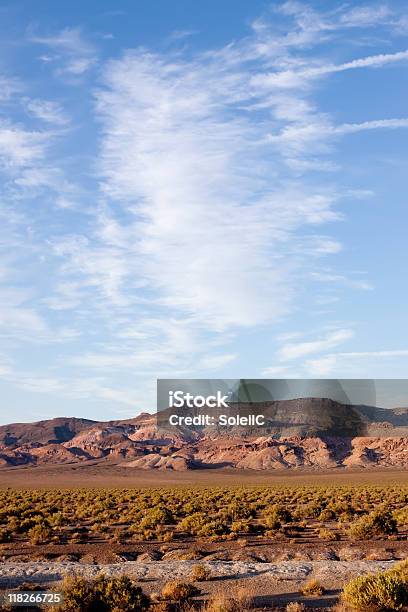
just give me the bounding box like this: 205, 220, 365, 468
1, 398, 408, 471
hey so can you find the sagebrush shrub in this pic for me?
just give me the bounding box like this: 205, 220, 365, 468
300, 578, 324, 597
28, 523, 52, 545
391, 558, 408, 582
348, 508, 397, 540
60, 574, 150, 611
202, 587, 253, 612
161, 581, 199, 602
342, 571, 408, 611
318, 527, 340, 541
263, 504, 292, 529
190, 564, 212, 581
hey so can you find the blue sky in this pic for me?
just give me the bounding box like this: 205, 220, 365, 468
1, 1, 408, 424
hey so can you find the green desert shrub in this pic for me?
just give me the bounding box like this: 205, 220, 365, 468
190, 564, 212, 582
318, 527, 340, 541
201, 587, 252, 612
342, 571, 408, 611
49, 512, 65, 527
300, 578, 324, 597
230, 519, 251, 534
318, 508, 336, 521
140, 506, 173, 530
390, 558, 408, 582
263, 504, 292, 529
161, 580, 199, 602
225, 501, 255, 520
348, 508, 397, 540
198, 519, 229, 537
60, 575, 94, 611
178, 512, 206, 535
60, 574, 150, 611
28, 523, 52, 545
294, 502, 323, 520
394, 507, 408, 527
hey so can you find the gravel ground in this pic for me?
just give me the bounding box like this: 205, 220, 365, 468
0, 559, 396, 588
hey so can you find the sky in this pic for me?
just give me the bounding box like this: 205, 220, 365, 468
1, 1, 408, 424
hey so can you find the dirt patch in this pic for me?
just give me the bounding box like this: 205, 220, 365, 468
2, 463, 408, 489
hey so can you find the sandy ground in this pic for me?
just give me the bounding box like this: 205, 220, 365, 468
0, 558, 396, 586
2, 463, 408, 489
0, 559, 397, 610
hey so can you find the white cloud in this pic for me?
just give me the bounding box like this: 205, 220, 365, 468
247, 48, 408, 169
91, 52, 346, 334
0, 76, 21, 101
25, 99, 69, 125
268, 116, 408, 155
278, 328, 354, 361
305, 350, 408, 377
0, 122, 47, 169
67, 316, 219, 377
169, 29, 199, 42
199, 354, 237, 369
0, 287, 48, 339
253, 48, 408, 90
339, 5, 392, 27
0, 364, 142, 409
305, 354, 338, 376
336, 118, 408, 134
31, 27, 97, 77
311, 271, 373, 291
339, 350, 408, 358
261, 365, 301, 377
51, 234, 133, 307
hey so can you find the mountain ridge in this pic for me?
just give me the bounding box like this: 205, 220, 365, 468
1, 398, 408, 470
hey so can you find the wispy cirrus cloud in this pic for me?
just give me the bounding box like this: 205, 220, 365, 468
306, 350, 408, 378
89, 51, 343, 334
0, 122, 48, 170
31, 26, 97, 77
277, 328, 354, 361
253, 48, 408, 90
0, 76, 22, 101
24, 98, 69, 126
339, 5, 393, 27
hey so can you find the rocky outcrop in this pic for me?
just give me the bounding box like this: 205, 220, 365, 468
343, 437, 408, 468
121, 435, 408, 471
0, 417, 97, 447
64, 426, 136, 458
124, 453, 195, 471
27, 443, 89, 464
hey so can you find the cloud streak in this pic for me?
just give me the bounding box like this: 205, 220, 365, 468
252, 47, 408, 91
278, 328, 354, 361
31, 27, 97, 77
